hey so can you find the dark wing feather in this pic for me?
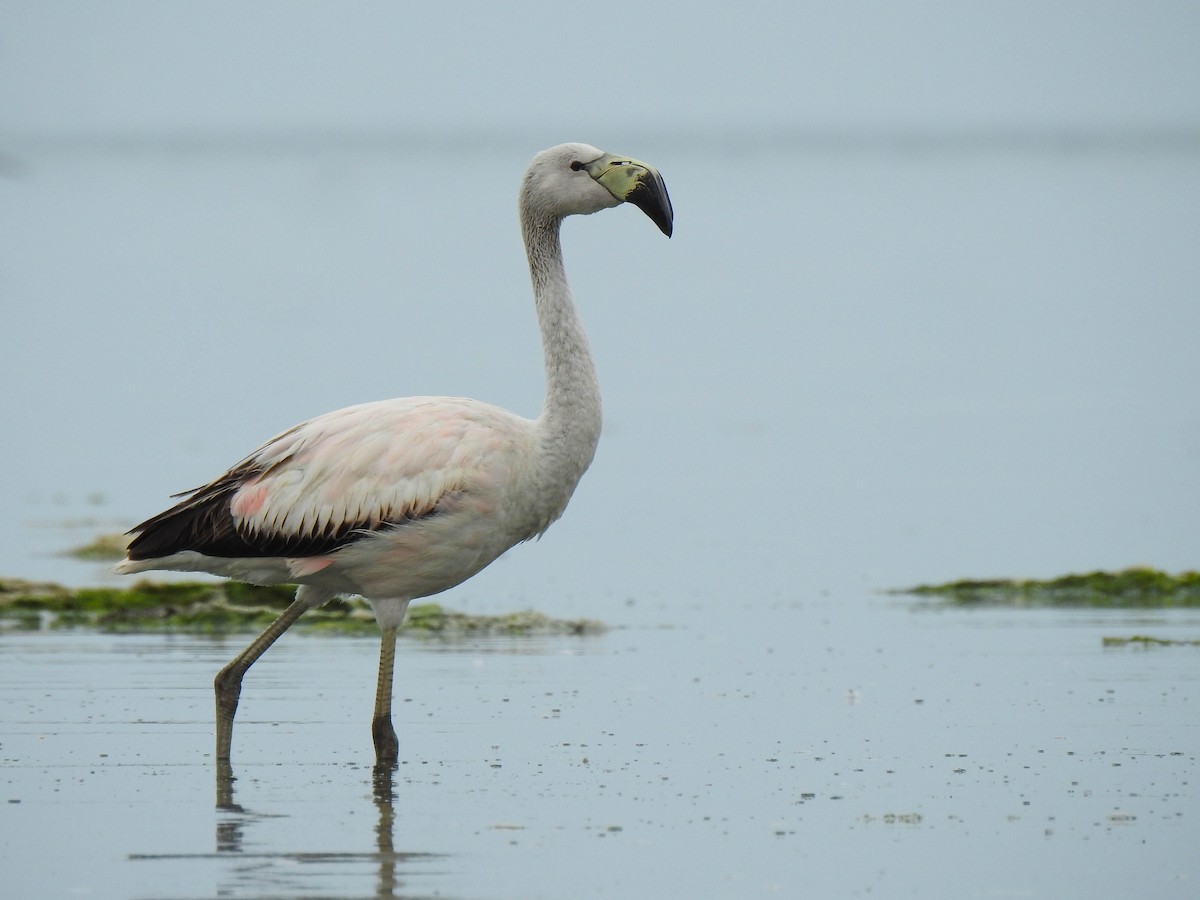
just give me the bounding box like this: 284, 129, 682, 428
124, 398, 488, 563
125, 460, 436, 561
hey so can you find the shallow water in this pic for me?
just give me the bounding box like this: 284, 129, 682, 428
3, 126, 1200, 898
3, 136, 1199, 594
3, 591, 1197, 899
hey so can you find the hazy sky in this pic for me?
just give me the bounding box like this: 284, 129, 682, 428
3, 1, 1199, 136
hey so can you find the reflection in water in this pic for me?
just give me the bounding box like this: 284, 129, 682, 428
373, 764, 400, 898
213, 762, 442, 899
214, 761, 245, 853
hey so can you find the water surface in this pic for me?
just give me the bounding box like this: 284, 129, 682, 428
2, 136, 1198, 897
2, 595, 1197, 898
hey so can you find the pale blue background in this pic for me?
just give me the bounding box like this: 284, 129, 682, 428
1, 7, 1199, 896
3, 1, 1197, 596
4, 1, 1198, 133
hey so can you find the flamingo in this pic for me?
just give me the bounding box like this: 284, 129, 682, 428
116, 143, 673, 766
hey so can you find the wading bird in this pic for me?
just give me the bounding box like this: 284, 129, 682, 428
117, 143, 673, 766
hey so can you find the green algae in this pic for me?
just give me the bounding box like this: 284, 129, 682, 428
896, 567, 1200, 608
1101, 635, 1200, 648
65, 532, 130, 560
403, 602, 601, 636
0, 578, 605, 637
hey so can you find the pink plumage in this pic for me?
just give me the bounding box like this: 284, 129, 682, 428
117, 143, 673, 766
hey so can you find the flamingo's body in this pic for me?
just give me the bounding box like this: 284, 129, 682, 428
121, 396, 566, 606
117, 143, 672, 766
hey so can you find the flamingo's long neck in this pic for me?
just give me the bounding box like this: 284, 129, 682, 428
521, 209, 603, 513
